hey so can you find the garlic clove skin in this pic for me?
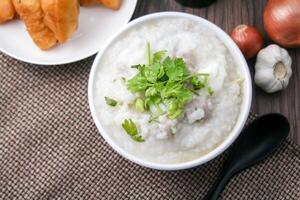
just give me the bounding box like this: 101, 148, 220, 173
254, 44, 292, 93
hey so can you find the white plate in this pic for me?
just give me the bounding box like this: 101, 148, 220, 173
0, 0, 137, 65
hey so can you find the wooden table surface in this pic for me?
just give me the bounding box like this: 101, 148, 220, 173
133, 0, 300, 144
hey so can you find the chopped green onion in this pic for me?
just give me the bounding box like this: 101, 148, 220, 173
105, 96, 117, 107
122, 119, 145, 142
135, 98, 145, 112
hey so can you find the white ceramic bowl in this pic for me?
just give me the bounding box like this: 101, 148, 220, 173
88, 12, 252, 171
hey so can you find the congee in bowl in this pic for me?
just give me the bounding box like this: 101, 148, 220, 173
89, 12, 252, 169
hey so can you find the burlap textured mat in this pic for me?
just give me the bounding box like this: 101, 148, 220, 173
0, 53, 300, 199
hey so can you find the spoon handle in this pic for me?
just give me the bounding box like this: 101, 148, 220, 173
203, 169, 234, 200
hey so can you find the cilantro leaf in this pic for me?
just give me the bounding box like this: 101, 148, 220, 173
176, 87, 193, 103
174, 58, 188, 76
161, 82, 193, 103
191, 77, 205, 90
165, 99, 183, 119
143, 67, 157, 83
122, 119, 145, 142
105, 97, 117, 107
144, 96, 162, 110
157, 65, 165, 79
145, 87, 157, 97
163, 57, 187, 81
126, 43, 214, 121
127, 73, 151, 92
162, 57, 176, 80
153, 82, 164, 92
153, 50, 167, 63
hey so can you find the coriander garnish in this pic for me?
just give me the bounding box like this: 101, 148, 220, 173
111, 43, 215, 143
122, 119, 145, 142
105, 96, 118, 107
127, 42, 214, 120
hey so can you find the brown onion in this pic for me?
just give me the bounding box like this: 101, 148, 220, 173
230, 25, 264, 59
264, 0, 300, 48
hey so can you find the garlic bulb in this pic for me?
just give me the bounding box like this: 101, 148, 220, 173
254, 44, 292, 93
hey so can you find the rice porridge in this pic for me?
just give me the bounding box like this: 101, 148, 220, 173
94, 18, 243, 164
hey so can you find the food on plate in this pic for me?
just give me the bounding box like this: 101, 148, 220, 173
80, 0, 121, 10
0, 0, 16, 24
80, 0, 97, 6
41, 0, 79, 43
255, 44, 292, 93
94, 18, 244, 163
12, 0, 57, 50
230, 24, 264, 59
1, 0, 121, 50
98, 0, 121, 10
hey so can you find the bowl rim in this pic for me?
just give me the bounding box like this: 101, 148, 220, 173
88, 12, 252, 171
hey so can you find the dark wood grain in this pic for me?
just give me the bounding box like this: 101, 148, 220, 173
133, 0, 300, 144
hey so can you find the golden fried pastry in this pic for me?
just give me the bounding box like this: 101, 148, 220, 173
80, 0, 97, 6
98, 0, 121, 10
41, 0, 79, 43
12, 0, 57, 50
0, 0, 16, 23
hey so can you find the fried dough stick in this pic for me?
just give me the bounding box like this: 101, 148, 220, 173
41, 0, 79, 43
80, 0, 121, 10
80, 0, 97, 6
98, 0, 121, 10
12, 0, 57, 50
0, 0, 16, 23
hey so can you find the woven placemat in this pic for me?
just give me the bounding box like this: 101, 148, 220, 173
0, 52, 300, 200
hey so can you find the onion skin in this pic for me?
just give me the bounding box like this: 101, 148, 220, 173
230, 25, 264, 59
264, 0, 300, 48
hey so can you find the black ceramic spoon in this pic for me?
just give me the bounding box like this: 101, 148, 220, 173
204, 113, 290, 200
